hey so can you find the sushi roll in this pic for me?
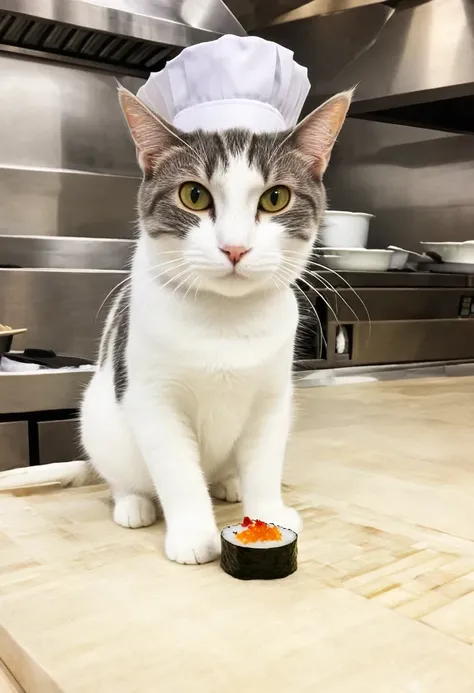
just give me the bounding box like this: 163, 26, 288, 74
220, 517, 298, 580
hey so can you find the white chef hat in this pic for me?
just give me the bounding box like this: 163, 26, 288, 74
136, 34, 310, 134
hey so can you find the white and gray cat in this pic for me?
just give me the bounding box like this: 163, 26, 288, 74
0, 86, 351, 564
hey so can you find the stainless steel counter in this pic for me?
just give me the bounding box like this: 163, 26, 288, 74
294, 359, 474, 387
2, 357, 474, 472
0, 369, 92, 414
0, 369, 93, 471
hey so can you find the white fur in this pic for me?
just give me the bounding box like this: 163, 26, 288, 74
81, 155, 313, 564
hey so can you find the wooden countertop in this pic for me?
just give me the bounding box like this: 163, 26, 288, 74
2, 376, 474, 693
0, 663, 22, 693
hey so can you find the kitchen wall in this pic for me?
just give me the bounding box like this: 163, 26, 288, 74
0, 52, 144, 469
0, 52, 142, 357
0, 52, 142, 238
325, 117, 474, 251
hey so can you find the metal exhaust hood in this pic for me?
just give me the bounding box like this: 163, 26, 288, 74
259, 0, 474, 133
0, 0, 245, 75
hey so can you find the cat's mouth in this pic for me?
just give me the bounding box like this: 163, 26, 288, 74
195, 263, 273, 297
230, 267, 244, 277
227, 267, 251, 281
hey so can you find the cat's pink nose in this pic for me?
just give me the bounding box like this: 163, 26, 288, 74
220, 245, 250, 265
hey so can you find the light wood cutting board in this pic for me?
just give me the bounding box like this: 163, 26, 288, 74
0, 662, 23, 693
3, 378, 474, 692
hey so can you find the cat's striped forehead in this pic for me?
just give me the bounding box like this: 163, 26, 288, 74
192, 129, 280, 182
187, 129, 308, 185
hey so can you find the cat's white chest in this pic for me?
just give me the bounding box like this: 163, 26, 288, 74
129, 286, 296, 472
146, 338, 283, 470
192, 370, 254, 470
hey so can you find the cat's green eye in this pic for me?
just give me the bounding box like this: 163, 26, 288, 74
179, 182, 212, 211
258, 186, 291, 213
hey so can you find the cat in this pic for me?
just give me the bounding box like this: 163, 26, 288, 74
0, 86, 351, 564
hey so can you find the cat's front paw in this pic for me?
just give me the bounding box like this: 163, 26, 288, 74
211, 477, 242, 503
247, 506, 302, 534
113, 494, 157, 529
165, 525, 221, 565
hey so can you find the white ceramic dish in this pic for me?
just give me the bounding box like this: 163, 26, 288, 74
420, 241, 474, 264
321, 211, 374, 248
387, 246, 430, 270
387, 246, 409, 270
318, 248, 393, 272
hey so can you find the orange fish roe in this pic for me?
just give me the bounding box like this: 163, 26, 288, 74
236, 518, 282, 544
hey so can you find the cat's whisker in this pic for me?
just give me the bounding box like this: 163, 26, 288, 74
157, 265, 195, 294
271, 274, 286, 294
146, 257, 186, 271
281, 255, 360, 324
278, 263, 340, 325
139, 261, 191, 310
276, 269, 327, 355
305, 261, 371, 336
139, 257, 190, 291
141, 264, 192, 312
172, 271, 195, 298
283, 249, 372, 330
95, 275, 134, 321
141, 260, 190, 288
280, 278, 334, 353
95, 256, 187, 320
302, 268, 360, 323
183, 275, 199, 301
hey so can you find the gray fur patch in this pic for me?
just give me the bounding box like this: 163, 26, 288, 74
98, 319, 111, 370
272, 143, 326, 239
111, 287, 130, 402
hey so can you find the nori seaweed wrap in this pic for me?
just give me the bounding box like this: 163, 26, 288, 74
220, 517, 298, 580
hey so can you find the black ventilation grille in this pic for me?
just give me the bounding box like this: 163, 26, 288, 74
0, 11, 178, 74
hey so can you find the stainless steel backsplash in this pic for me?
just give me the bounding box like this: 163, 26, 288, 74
325, 118, 474, 250
0, 167, 139, 237
0, 51, 140, 359
0, 52, 142, 238
1, 268, 127, 357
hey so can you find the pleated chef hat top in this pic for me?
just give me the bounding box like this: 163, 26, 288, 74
136, 34, 311, 134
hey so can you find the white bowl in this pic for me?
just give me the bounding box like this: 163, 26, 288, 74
388, 246, 409, 270
318, 248, 393, 272
321, 211, 374, 248
420, 241, 474, 264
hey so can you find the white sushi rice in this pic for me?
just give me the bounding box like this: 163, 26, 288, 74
222, 523, 296, 549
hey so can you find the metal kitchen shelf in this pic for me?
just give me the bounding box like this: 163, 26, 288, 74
0, 369, 93, 414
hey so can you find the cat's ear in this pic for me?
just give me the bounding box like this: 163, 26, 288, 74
292, 89, 353, 177
118, 86, 178, 175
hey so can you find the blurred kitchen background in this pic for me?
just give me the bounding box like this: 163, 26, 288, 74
1, 0, 474, 468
